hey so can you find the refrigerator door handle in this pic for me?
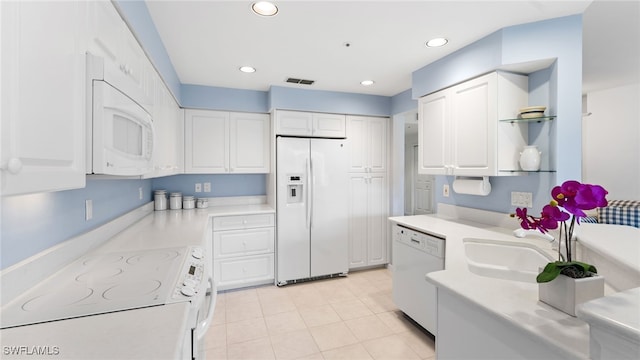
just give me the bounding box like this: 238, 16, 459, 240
306, 158, 312, 229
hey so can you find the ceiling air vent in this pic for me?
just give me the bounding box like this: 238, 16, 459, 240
286, 77, 315, 85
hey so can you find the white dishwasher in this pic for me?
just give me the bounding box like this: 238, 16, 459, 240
392, 223, 445, 335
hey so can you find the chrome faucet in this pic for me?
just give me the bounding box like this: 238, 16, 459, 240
513, 228, 555, 242
513, 229, 565, 261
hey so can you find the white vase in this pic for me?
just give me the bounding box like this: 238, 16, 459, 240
519, 145, 541, 171
538, 273, 605, 316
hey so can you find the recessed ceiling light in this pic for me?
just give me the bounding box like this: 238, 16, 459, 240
426, 37, 448, 47
252, 2, 278, 16
360, 80, 375, 86
239, 66, 256, 73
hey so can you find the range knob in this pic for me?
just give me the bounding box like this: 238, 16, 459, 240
191, 247, 204, 259
184, 279, 198, 288
180, 286, 196, 297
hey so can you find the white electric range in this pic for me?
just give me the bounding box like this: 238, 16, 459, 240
0, 245, 215, 359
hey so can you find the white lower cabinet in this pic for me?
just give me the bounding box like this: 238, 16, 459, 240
212, 213, 275, 290
348, 173, 388, 269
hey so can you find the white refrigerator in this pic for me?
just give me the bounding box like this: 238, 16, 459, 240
276, 137, 349, 285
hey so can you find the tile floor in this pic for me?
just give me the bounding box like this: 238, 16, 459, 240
204, 267, 436, 360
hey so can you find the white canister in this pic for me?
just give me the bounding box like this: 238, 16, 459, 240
183, 196, 195, 210
169, 192, 182, 210
519, 145, 542, 171
154, 190, 167, 211
196, 198, 209, 209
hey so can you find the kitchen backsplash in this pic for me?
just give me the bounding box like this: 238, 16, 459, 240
0, 175, 267, 270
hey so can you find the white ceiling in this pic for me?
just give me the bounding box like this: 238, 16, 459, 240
146, 0, 639, 97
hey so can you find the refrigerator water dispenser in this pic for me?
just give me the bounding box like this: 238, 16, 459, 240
287, 174, 303, 203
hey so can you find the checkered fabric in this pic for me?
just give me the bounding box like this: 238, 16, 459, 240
597, 200, 640, 228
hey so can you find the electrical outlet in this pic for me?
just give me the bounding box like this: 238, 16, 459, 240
204, 182, 211, 193
85, 200, 93, 221
195, 183, 202, 193
138, 187, 143, 200
511, 191, 533, 207
443, 184, 450, 197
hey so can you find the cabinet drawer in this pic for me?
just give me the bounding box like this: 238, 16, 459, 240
213, 227, 274, 258
214, 254, 274, 289
212, 213, 274, 230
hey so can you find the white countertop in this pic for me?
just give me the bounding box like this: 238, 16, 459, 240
0, 201, 274, 359
0, 302, 191, 360
389, 213, 590, 359
577, 223, 640, 273
577, 287, 640, 344
95, 203, 274, 253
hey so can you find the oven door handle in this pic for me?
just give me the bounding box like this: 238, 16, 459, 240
196, 277, 217, 341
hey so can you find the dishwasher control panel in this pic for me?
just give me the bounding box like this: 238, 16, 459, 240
393, 224, 445, 258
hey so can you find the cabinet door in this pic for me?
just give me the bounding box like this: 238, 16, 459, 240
367, 174, 388, 265
214, 254, 274, 291
87, 1, 121, 71
312, 113, 345, 138
418, 91, 449, 175
213, 227, 275, 259
145, 77, 182, 178
346, 117, 368, 172
1, 1, 86, 196
347, 116, 388, 173
450, 73, 496, 176
276, 110, 313, 136
184, 110, 229, 173
230, 113, 270, 173
119, 28, 154, 111
367, 117, 388, 173
348, 174, 368, 268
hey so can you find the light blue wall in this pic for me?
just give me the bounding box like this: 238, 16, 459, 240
391, 89, 417, 115
181, 85, 270, 113
269, 86, 391, 116
151, 174, 266, 197
412, 31, 503, 99
501, 15, 583, 183
1, 179, 152, 269
420, 15, 583, 214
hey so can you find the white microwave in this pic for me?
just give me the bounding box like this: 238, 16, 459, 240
87, 54, 154, 176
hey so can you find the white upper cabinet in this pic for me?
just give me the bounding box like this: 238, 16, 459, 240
87, 1, 154, 112
418, 71, 528, 176
1, 1, 87, 196
276, 110, 346, 138
229, 112, 271, 173
144, 73, 183, 179
185, 110, 270, 174
346, 116, 388, 173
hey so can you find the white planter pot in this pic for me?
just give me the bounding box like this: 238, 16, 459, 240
538, 274, 604, 316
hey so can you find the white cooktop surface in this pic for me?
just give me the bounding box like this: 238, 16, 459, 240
1, 247, 188, 329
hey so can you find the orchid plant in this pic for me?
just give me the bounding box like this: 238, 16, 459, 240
513, 180, 608, 283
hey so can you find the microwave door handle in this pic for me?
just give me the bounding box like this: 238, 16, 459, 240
196, 278, 217, 341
